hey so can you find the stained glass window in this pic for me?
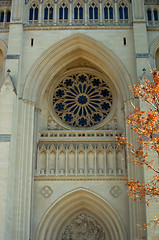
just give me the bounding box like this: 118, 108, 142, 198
0, 11, 4, 22
52, 73, 113, 128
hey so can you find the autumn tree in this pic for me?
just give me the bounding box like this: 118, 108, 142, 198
118, 70, 159, 225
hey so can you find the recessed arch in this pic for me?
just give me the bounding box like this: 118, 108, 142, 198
35, 188, 127, 240
23, 34, 133, 106
150, 37, 159, 69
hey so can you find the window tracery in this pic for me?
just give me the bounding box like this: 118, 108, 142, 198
44, 2, 54, 23
0, 8, 11, 27
0, 11, 4, 23
29, 2, 39, 23
147, 9, 152, 22
103, 1, 114, 24
24, 0, 133, 26
59, 1, 69, 24
146, 6, 159, 26
52, 72, 113, 128
89, 1, 99, 24
74, 1, 84, 25
119, 1, 129, 24
154, 9, 158, 22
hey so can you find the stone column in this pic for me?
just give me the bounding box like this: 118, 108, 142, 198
54, 0, 58, 25
114, 0, 118, 25
0, 73, 15, 240
130, 2, 150, 239
99, 0, 103, 25
124, 100, 147, 240
69, 0, 73, 25
5, 99, 35, 240
38, 2, 43, 25
3, 0, 25, 236
132, 3, 155, 238
152, 8, 154, 26
84, 0, 88, 25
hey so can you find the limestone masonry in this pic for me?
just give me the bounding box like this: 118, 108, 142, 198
0, 0, 159, 239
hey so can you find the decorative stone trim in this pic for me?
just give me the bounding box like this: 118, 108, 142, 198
145, 0, 159, 5
110, 185, 122, 198
34, 176, 126, 181
0, 28, 9, 33
39, 130, 122, 141
62, 213, 105, 240
148, 27, 159, 31
40, 186, 53, 198
48, 114, 65, 130
24, 24, 133, 31
19, 98, 36, 106
0, 0, 12, 6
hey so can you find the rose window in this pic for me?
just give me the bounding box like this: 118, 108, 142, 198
52, 73, 113, 127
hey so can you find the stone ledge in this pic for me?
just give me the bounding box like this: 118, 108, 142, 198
24, 25, 133, 31
34, 176, 126, 181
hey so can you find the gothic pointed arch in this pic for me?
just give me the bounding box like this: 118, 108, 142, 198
35, 188, 127, 240
23, 34, 133, 106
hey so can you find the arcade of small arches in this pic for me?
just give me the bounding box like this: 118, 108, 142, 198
0, 0, 158, 27
26, 0, 159, 27
28, 0, 131, 25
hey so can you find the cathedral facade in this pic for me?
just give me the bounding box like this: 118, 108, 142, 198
0, 0, 159, 239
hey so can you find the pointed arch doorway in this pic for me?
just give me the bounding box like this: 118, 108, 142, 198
35, 188, 127, 240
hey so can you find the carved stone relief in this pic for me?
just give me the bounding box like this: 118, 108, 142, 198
110, 186, 122, 198
41, 186, 53, 198
48, 114, 65, 130
62, 213, 105, 240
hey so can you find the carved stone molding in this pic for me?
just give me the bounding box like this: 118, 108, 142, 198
24, 25, 133, 31
62, 213, 105, 240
